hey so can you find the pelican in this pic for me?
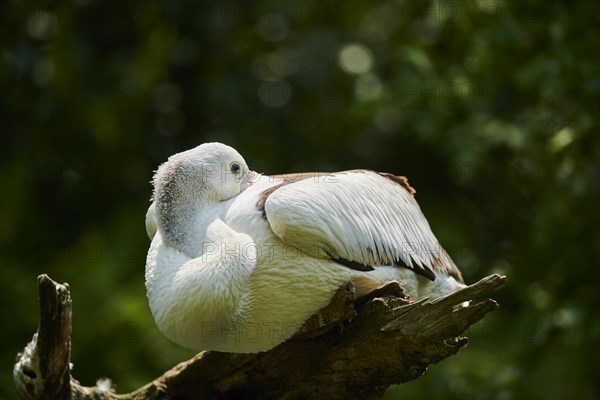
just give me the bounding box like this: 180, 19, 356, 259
145, 142, 465, 352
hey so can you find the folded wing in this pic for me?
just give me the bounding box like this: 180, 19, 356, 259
261, 171, 462, 282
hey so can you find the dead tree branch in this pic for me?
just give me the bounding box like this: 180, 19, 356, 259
14, 274, 506, 400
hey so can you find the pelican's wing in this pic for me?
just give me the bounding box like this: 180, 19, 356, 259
259, 170, 462, 282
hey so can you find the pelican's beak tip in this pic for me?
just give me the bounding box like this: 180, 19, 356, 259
241, 171, 258, 191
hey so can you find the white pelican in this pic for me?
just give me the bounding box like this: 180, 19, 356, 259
145, 142, 465, 352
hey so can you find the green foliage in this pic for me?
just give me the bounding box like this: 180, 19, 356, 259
1, 0, 598, 398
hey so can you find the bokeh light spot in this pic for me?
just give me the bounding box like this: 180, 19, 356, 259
26, 11, 55, 40
355, 73, 383, 102
338, 44, 373, 75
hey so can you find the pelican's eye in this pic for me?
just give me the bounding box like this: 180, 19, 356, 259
230, 162, 241, 174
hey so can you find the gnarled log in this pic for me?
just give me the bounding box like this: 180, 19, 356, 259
14, 274, 506, 400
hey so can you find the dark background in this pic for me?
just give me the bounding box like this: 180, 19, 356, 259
1, 0, 599, 398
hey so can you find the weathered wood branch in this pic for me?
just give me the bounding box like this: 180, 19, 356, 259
14, 274, 506, 400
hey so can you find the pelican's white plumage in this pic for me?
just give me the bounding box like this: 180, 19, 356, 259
145, 142, 465, 353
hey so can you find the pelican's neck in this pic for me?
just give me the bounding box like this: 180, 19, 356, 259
156, 185, 211, 257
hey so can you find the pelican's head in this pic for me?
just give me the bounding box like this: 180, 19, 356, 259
152, 142, 254, 252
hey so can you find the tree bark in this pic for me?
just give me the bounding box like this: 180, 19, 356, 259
14, 274, 506, 400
